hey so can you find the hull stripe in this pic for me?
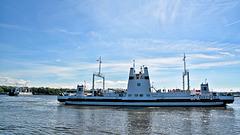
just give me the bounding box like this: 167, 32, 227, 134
66, 98, 233, 103
65, 101, 226, 107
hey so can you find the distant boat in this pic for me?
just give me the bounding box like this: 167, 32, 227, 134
9, 87, 33, 96
63, 55, 234, 107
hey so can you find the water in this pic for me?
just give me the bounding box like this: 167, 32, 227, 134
0, 95, 239, 135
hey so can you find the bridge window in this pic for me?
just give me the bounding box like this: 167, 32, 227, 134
129, 76, 134, 80
144, 76, 149, 79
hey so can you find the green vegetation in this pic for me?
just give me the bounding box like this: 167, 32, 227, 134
0, 87, 4, 93
0, 85, 75, 95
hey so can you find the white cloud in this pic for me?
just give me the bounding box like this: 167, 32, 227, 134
235, 49, 240, 52
188, 54, 220, 59
206, 47, 223, 51
190, 60, 240, 69
219, 52, 235, 57
138, 57, 182, 67
123, 39, 228, 54
0, 23, 34, 31
56, 28, 82, 35
0, 76, 30, 86
224, 19, 240, 27
95, 80, 127, 89
212, 87, 240, 92
96, 80, 127, 84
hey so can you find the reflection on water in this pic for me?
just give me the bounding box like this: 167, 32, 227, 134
0, 95, 240, 135
126, 108, 152, 134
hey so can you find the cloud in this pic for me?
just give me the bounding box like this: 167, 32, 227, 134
219, 52, 235, 57
224, 19, 240, 27
213, 87, 240, 92
190, 60, 240, 69
188, 54, 221, 60
0, 23, 34, 31
37, 83, 77, 89
235, 49, 240, 52
0, 76, 30, 86
56, 28, 82, 35
138, 57, 182, 67
95, 80, 127, 88
32, 65, 79, 79
206, 47, 223, 51
121, 39, 228, 54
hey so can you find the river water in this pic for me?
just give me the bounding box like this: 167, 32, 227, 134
0, 95, 239, 135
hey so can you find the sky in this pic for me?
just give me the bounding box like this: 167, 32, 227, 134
0, 0, 240, 92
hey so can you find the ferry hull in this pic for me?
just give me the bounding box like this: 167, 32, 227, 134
65, 98, 232, 107
57, 96, 69, 102
65, 101, 226, 107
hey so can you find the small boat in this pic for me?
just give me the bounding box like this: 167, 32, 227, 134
64, 55, 234, 107
9, 87, 33, 96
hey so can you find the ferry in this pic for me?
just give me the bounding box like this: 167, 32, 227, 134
62, 55, 234, 107
9, 87, 33, 96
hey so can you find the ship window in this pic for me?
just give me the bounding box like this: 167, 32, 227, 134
140, 94, 143, 97
135, 94, 138, 97
128, 94, 132, 97
144, 76, 149, 79
129, 76, 134, 80
147, 94, 150, 97
204, 87, 207, 91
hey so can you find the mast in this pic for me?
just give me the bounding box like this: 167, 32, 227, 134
182, 53, 190, 91
183, 54, 186, 72
99, 56, 101, 74
92, 56, 105, 96
133, 60, 135, 69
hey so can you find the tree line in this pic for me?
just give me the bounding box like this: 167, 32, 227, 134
0, 85, 74, 95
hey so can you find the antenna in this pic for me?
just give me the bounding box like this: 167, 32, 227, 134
84, 80, 86, 90
133, 60, 135, 69
183, 53, 186, 72
99, 56, 102, 75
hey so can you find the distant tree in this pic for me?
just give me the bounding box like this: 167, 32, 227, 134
0, 87, 4, 93
0, 86, 13, 92
0, 85, 73, 95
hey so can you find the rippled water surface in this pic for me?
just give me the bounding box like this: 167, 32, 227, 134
0, 95, 240, 135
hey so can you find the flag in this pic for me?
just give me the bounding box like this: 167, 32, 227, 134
97, 59, 99, 61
